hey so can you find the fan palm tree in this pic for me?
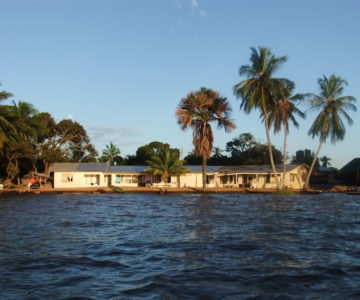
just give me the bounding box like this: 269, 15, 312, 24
102, 141, 121, 165
234, 47, 293, 189
145, 146, 189, 186
176, 87, 235, 190
304, 75, 357, 189
320, 156, 331, 168
268, 86, 306, 188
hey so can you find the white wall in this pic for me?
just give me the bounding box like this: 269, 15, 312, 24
54, 172, 106, 188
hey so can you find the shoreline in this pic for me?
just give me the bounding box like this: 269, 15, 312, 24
0, 186, 349, 195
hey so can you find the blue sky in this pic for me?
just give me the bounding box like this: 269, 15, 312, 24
1, 0, 359, 168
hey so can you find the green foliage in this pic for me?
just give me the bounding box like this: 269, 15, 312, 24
0, 84, 97, 180
102, 142, 121, 165
125, 141, 179, 165
145, 145, 189, 184
308, 75, 357, 143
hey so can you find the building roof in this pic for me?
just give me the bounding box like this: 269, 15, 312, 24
341, 158, 360, 172
109, 165, 149, 173
49, 163, 109, 172
219, 164, 305, 174
183, 165, 221, 173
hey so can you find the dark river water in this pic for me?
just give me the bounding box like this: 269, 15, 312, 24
1, 193, 360, 299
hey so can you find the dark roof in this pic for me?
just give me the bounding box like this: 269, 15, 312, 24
49, 163, 109, 172
219, 164, 305, 174
49, 163, 79, 172
109, 165, 220, 173
109, 165, 149, 173
77, 163, 109, 172
341, 158, 360, 172
183, 165, 221, 173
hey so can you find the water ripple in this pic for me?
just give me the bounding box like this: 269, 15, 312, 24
1, 193, 360, 299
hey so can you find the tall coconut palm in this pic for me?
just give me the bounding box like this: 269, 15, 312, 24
268, 86, 306, 189
102, 141, 120, 165
234, 47, 293, 189
145, 146, 189, 186
304, 75, 357, 189
176, 87, 235, 190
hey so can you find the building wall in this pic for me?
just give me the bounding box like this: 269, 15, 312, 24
54, 172, 106, 188
53, 165, 308, 189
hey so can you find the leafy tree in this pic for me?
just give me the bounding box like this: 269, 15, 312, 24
234, 47, 293, 189
125, 141, 179, 165
35, 117, 96, 174
183, 150, 202, 165
304, 75, 357, 189
226, 133, 255, 157
145, 145, 188, 186
208, 147, 228, 165
102, 142, 121, 165
268, 86, 306, 188
242, 142, 282, 165
176, 87, 235, 189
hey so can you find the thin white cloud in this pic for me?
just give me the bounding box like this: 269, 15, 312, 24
191, 0, 198, 8
199, 8, 206, 17
174, 1, 182, 9
87, 126, 141, 141
190, 0, 206, 17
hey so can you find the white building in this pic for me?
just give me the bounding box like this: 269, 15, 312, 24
49, 163, 308, 189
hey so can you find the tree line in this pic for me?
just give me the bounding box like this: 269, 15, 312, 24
0, 46, 356, 190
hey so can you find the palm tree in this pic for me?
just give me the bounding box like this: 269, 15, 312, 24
234, 47, 293, 189
176, 87, 235, 190
10, 101, 39, 141
304, 75, 357, 189
102, 141, 120, 165
145, 146, 189, 186
0, 84, 16, 148
268, 86, 306, 189
212, 147, 223, 159
320, 156, 331, 168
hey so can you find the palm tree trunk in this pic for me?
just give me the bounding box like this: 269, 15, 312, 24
264, 113, 281, 189
202, 153, 207, 191
303, 141, 324, 190
282, 126, 288, 189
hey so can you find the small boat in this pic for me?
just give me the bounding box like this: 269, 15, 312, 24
109, 185, 124, 193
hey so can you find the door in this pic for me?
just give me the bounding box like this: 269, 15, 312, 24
105, 175, 112, 186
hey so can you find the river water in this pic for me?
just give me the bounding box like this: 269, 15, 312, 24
1, 193, 360, 299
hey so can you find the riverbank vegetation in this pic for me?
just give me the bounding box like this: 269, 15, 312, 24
0, 46, 357, 190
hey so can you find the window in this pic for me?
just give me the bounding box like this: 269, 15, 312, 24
61, 174, 73, 183
84, 174, 100, 185
116, 175, 138, 184
290, 174, 295, 182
